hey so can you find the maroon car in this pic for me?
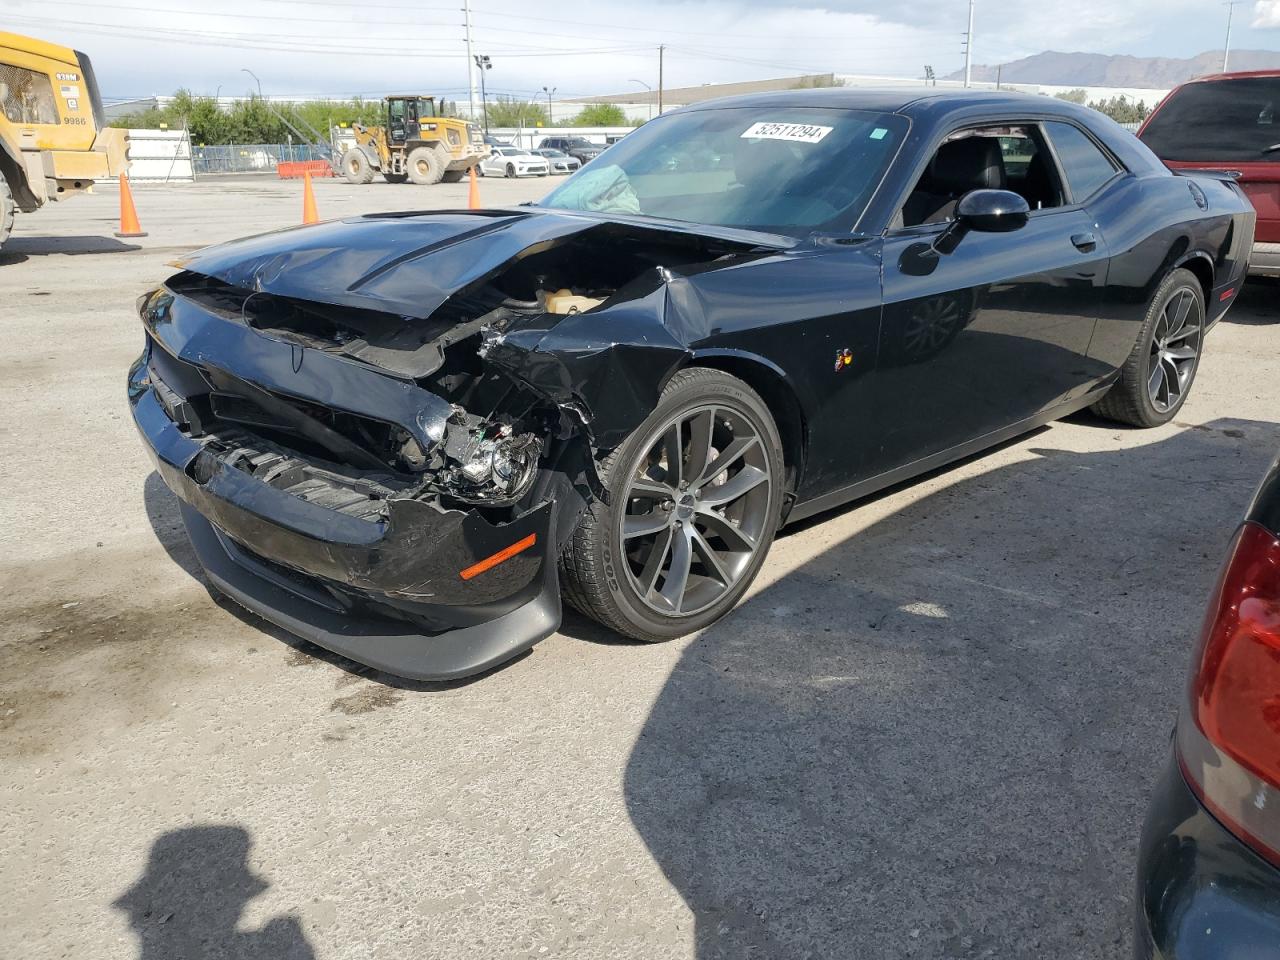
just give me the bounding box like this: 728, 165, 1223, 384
1139, 71, 1280, 277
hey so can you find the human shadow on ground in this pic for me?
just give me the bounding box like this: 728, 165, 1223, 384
114, 825, 315, 960
624, 418, 1280, 960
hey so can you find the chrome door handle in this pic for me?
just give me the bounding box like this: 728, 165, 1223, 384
1071, 232, 1098, 253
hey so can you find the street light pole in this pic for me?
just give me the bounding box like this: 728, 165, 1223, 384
240, 68, 263, 99
473, 55, 492, 134
542, 85, 556, 126
629, 78, 652, 120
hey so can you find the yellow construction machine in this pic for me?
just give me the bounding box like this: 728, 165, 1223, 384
0, 31, 128, 249
341, 95, 487, 185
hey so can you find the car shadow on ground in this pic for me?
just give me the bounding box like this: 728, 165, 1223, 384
113, 824, 315, 960
623, 418, 1280, 960
1224, 277, 1279, 324
141, 470, 526, 690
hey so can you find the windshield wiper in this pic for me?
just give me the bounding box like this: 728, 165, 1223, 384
1263, 143, 1280, 155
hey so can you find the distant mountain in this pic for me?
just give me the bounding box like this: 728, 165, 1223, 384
945, 49, 1280, 88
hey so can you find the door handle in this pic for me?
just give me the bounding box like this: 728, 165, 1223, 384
1071, 232, 1098, 253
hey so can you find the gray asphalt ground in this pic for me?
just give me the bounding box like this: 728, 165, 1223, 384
2, 174, 1278, 960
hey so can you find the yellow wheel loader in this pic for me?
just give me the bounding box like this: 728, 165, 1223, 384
0, 32, 128, 250
341, 96, 487, 186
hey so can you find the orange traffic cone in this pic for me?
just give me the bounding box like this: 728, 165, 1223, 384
114, 172, 147, 238
468, 165, 481, 210
302, 171, 319, 224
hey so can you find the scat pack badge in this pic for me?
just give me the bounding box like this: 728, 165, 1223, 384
833, 348, 853, 373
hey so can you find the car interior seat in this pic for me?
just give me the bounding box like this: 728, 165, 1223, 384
902, 136, 1007, 226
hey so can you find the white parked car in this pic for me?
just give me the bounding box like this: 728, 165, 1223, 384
479, 146, 549, 178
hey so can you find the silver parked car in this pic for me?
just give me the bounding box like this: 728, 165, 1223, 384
532, 148, 581, 175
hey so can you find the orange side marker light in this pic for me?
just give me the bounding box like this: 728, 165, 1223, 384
459, 533, 537, 581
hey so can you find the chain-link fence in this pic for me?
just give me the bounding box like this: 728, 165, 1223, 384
192, 143, 335, 175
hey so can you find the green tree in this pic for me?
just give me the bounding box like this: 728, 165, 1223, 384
569, 103, 628, 126
484, 95, 547, 128
1054, 89, 1089, 105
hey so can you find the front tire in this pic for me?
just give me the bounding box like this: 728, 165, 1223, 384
406, 147, 445, 185
0, 176, 14, 249
1092, 267, 1205, 427
340, 149, 376, 185
505, 163, 516, 178
560, 368, 785, 642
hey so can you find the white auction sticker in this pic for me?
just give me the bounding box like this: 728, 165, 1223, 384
740, 121, 832, 144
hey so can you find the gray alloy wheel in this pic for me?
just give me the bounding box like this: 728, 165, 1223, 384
1146, 286, 1203, 413
619, 403, 773, 618
1093, 267, 1205, 428
559, 367, 785, 643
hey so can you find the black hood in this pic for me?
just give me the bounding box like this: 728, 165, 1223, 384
173, 208, 790, 320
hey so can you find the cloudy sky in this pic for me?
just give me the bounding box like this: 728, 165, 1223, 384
8, 0, 1280, 103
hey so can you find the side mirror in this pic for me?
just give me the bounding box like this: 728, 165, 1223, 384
955, 189, 1030, 232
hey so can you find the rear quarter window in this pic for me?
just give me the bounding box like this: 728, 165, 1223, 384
1140, 77, 1280, 162
1044, 121, 1120, 201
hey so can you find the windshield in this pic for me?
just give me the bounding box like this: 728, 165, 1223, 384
1140, 77, 1280, 162
537, 106, 907, 235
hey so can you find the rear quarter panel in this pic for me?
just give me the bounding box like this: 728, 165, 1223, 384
1085, 171, 1253, 369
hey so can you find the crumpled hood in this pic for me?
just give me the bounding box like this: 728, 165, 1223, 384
173, 209, 601, 319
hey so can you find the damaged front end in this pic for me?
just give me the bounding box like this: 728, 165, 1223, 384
128, 210, 777, 679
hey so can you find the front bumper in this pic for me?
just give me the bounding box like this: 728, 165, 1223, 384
128, 300, 569, 680
1247, 241, 1280, 278
1134, 757, 1280, 958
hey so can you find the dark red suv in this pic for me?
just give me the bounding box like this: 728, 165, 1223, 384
1139, 71, 1280, 277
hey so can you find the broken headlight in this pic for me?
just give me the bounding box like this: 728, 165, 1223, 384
438, 423, 542, 506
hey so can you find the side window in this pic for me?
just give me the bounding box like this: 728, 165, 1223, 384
0, 65, 59, 125
1043, 121, 1120, 202
899, 124, 1064, 228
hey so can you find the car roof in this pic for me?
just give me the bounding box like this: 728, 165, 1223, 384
1173, 69, 1280, 84
671, 85, 1098, 119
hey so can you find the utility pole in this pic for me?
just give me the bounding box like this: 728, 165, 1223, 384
464, 0, 477, 121
1223, 1, 1239, 72
962, 0, 977, 88
658, 45, 665, 115
995, 64, 1002, 90
963, 0, 975, 87
542, 85, 555, 125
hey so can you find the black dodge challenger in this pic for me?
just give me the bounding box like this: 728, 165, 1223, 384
129, 89, 1255, 679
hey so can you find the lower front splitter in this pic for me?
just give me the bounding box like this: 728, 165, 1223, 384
182, 504, 562, 681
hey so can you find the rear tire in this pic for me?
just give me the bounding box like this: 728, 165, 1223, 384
0, 176, 14, 249
1092, 267, 1205, 427
560, 368, 784, 643
340, 149, 376, 185
406, 147, 445, 185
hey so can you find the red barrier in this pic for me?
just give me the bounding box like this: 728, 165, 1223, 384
277, 161, 334, 179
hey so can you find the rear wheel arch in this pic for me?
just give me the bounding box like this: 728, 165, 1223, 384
682, 352, 807, 507
1175, 251, 1214, 305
